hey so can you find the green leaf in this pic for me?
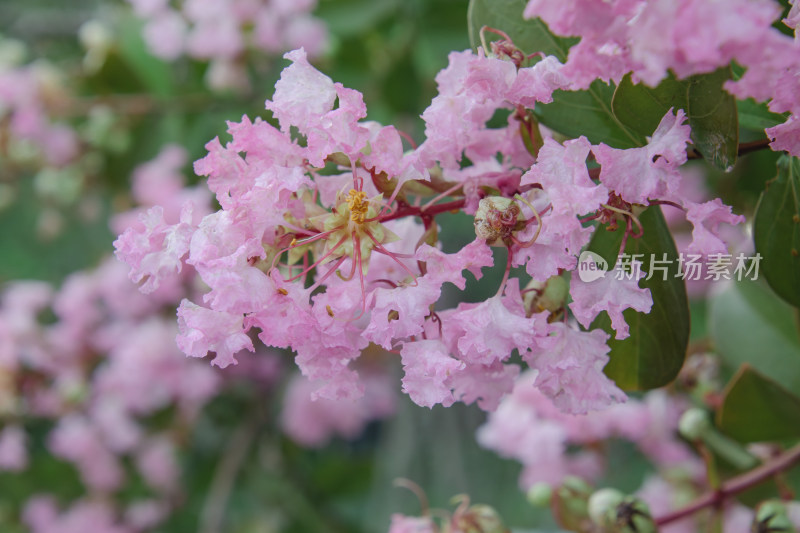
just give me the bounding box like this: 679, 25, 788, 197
718, 364, 800, 443
708, 277, 800, 391
537, 82, 646, 148
117, 14, 175, 98
612, 68, 738, 170
587, 207, 689, 390
467, 0, 642, 148
467, 0, 575, 61
753, 156, 800, 308
737, 98, 788, 132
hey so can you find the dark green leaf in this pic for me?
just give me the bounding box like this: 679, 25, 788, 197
686, 68, 739, 170
587, 207, 689, 390
467, 0, 574, 61
467, 0, 642, 148
753, 156, 800, 308
537, 82, 646, 148
718, 364, 800, 443
612, 68, 738, 170
708, 278, 800, 391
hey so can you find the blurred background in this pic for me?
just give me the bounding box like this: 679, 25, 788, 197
0, 1, 791, 532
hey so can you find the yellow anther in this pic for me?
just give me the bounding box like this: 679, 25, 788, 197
277, 288, 288, 295
326, 305, 335, 317
346, 189, 369, 224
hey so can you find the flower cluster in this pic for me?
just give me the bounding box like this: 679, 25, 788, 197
522, 0, 800, 156
0, 57, 79, 167
114, 39, 749, 417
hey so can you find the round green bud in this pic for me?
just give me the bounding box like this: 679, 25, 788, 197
678, 407, 711, 441
526, 483, 552, 507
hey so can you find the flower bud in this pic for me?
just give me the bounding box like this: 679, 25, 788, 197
678, 407, 711, 441
755, 500, 797, 533
588, 489, 656, 533
473, 196, 523, 246
523, 275, 568, 316
0, 36, 26, 69
551, 476, 593, 531
453, 504, 508, 533
588, 488, 625, 527
526, 482, 552, 507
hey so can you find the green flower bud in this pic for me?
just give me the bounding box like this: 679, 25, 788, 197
678, 407, 711, 441
755, 500, 796, 533
589, 489, 656, 533
526, 482, 552, 507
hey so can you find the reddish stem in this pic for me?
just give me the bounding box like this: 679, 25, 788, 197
379, 199, 466, 223
656, 443, 800, 527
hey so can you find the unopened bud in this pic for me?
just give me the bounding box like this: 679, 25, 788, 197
523, 275, 568, 316
755, 500, 797, 533
551, 476, 593, 531
454, 504, 507, 533
678, 407, 711, 441
588, 488, 625, 527
526, 483, 552, 507
0, 37, 26, 69
589, 489, 656, 533
474, 196, 523, 246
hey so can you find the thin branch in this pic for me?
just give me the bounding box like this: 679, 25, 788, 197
656, 442, 800, 527
379, 198, 466, 223
688, 138, 772, 160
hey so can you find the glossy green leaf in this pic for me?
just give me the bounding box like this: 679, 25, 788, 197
467, 0, 642, 148
753, 156, 800, 308
587, 207, 689, 390
709, 278, 800, 391
612, 68, 738, 170
718, 365, 800, 443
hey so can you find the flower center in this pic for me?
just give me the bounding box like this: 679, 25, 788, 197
346, 189, 369, 224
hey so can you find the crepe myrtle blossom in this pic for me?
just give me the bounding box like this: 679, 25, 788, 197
522, 0, 800, 156
115, 46, 744, 414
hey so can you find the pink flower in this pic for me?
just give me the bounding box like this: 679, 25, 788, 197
176, 299, 254, 368
684, 199, 745, 257
281, 372, 395, 447
767, 115, 800, 157
400, 340, 464, 408
135, 436, 179, 493
442, 279, 539, 366
594, 109, 691, 205
527, 323, 626, 414
265, 48, 337, 133
48, 415, 125, 492
113, 204, 196, 294
569, 261, 653, 340
521, 136, 608, 216
0, 425, 28, 471
449, 360, 520, 411
142, 10, 186, 60
506, 55, 570, 106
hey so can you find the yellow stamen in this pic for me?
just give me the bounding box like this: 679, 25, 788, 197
346, 189, 369, 224
326, 305, 335, 317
